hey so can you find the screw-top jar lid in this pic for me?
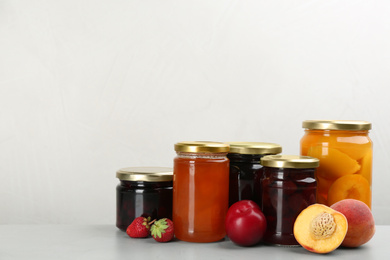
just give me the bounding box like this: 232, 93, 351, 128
302, 120, 372, 131
261, 155, 319, 169
174, 141, 230, 153
228, 142, 282, 155
116, 167, 173, 182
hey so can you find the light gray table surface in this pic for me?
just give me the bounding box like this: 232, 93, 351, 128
0, 225, 387, 259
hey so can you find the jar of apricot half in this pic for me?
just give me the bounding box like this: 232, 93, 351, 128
301, 120, 373, 208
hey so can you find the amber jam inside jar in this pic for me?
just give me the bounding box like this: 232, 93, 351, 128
260, 155, 319, 246
227, 142, 282, 207
301, 120, 373, 209
173, 141, 229, 243
116, 167, 173, 231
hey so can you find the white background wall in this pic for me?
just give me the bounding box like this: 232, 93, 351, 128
1, 0, 389, 225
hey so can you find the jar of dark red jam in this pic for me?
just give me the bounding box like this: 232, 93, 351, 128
227, 142, 282, 207
260, 155, 319, 246
116, 167, 173, 231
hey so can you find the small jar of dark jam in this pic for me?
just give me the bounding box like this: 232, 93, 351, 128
116, 167, 173, 231
260, 155, 319, 246
227, 142, 282, 206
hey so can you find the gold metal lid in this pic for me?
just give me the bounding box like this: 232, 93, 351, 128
228, 142, 282, 155
174, 141, 230, 153
261, 155, 319, 169
302, 120, 372, 131
116, 167, 173, 182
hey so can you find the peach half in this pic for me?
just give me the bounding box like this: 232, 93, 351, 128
293, 204, 348, 254
307, 146, 360, 180
327, 174, 371, 208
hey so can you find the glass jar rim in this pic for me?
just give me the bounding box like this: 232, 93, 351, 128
116, 167, 173, 182
227, 142, 282, 155
302, 120, 371, 131
261, 155, 319, 169
174, 141, 229, 153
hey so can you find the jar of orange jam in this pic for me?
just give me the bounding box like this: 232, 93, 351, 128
173, 141, 230, 243
301, 120, 373, 208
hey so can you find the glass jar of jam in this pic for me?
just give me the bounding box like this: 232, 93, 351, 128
301, 120, 373, 208
260, 155, 319, 246
173, 141, 230, 243
227, 142, 282, 207
116, 167, 173, 231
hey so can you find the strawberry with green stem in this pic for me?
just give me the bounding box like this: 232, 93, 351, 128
150, 218, 174, 242
126, 216, 151, 238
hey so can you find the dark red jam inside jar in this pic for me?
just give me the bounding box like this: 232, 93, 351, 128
116, 167, 173, 231
260, 155, 319, 246
227, 142, 282, 207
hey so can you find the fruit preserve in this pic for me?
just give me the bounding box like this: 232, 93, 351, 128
301, 120, 373, 208
173, 141, 230, 243
227, 142, 282, 206
260, 155, 319, 246
116, 167, 173, 231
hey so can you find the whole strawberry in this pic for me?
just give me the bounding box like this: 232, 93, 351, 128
126, 216, 151, 238
150, 218, 174, 242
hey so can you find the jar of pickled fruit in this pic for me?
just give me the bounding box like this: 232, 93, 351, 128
301, 120, 372, 208
116, 167, 173, 231
227, 142, 282, 206
260, 155, 319, 246
173, 141, 230, 243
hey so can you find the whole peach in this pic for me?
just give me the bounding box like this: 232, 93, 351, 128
330, 199, 375, 247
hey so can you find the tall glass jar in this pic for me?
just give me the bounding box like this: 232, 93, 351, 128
173, 141, 230, 243
260, 155, 319, 246
116, 167, 173, 231
301, 120, 373, 208
227, 142, 282, 207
